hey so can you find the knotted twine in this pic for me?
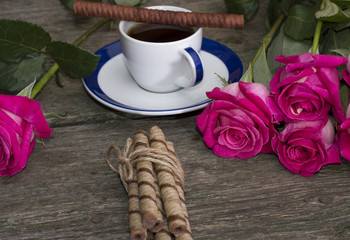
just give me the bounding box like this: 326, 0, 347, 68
106, 137, 185, 194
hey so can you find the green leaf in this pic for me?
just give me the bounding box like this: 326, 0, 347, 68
339, 83, 349, 115
330, 0, 350, 6
265, 0, 293, 29
60, 0, 102, 10
215, 73, 229, 87
316, 0, 350, 22
267, 24, 312, 75
0, 53, 45, 94
225, 0, 259, 21
240, 63, 253, 83
0, 19, 51, 62
323, 20, 350, 32
46, 41, 100, 79
112, 0, 146, 6
331, 48, 350, 57
283, 4, 318, 41
17, 80, 36, 97
320, 28, 350, 74
333, 20, 350, 31
253, 43, 272, 88
320, 27, 350, 54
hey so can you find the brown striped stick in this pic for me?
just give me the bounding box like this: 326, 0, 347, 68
128, 179, 148, 240
150, 126, 187, 237
154, 173, 173, 240
106, 140, 147, 240
134, 130, 163, 232
166, 141, 193, 240
147, 231, 154, 240
152, 185, 167, 234
73, 0, 244, 29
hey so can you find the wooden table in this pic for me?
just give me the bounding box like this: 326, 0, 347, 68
1, 1, 350, 239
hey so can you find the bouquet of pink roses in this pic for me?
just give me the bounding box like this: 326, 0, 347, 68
269, 53, 348, 177
197, 0, 350, 177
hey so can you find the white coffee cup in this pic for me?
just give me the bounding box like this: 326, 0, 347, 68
119, 6, 204, 93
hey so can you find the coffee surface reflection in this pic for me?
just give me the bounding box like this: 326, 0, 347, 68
128, 24, 195, 43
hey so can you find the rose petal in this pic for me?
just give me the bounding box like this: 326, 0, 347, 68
319, 119, 336, 149
318, 68, 345, 123
338, 118, 350, 131
276, 53, 348, 71
0, 95, 53, 138
342, 69, 350, 86
0, 109, 23, 135
270, 67, 316, 93
0, 127, 11, 170
0, 124, 21, 176
339, 130, 350, 161
196, 103, 212, 133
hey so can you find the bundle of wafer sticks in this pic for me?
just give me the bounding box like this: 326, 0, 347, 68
107, 126, 192, 240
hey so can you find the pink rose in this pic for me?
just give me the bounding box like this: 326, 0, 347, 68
338, 55, 350, 161
196, 82, 276, 159
0, 95, 53, 177
338, 101, 350, 161
272, 118, 340, 177
341, 54, 350, 85
269, 53, 348, 124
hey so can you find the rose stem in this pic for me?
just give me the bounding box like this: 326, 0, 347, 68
149, 126, 187, 237
30, 18, 110, 99
134, 130, 163, 232
311, 0, 326, 54
248, 13, 285, 82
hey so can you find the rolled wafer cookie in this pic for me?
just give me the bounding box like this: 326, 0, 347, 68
134, 130, 163, 232
73, 0, 244, 29
128, 179, 148, 240
154, 173, 173, 240
150, 126, 187, 237
166, 141, 192, 240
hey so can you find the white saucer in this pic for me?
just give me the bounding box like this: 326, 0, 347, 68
83, 38, 243, 116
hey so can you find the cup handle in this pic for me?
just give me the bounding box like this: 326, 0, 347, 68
176, 47, 204, 88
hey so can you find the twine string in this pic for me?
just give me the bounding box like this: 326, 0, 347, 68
106, 138, 185, 192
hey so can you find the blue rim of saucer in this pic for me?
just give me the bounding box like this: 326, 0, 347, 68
83, 38, 243, 115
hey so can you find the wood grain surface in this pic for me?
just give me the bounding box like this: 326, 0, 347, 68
1, 0, 350, 239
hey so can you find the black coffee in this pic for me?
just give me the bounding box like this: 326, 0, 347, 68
128, 24, 195, 43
